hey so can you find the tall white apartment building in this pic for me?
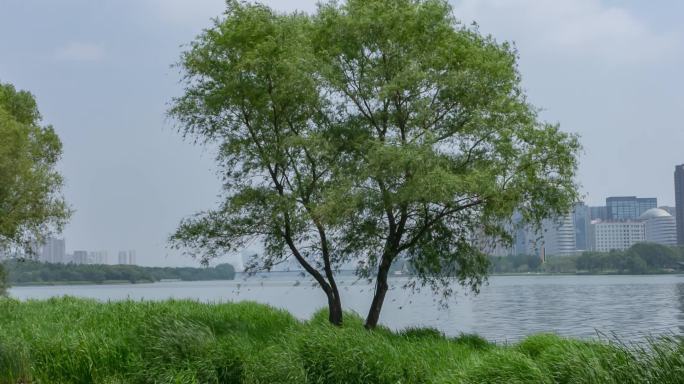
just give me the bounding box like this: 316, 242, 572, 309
88, 251, 109, 264
541, 213, 577, 256
127, 250, 136, 265
489, 212, 577, 257
40, 238, 66, 263
72, 250, 89, 264
117, 250, 136, 265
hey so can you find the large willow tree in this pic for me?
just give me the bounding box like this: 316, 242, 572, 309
170, 0, 580, 328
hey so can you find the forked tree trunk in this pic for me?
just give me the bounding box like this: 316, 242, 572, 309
364, 253, 393, 329
281, 216, 344, 326
327, 291, 343, 326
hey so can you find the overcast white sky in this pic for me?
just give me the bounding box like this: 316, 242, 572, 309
1, 0, 683, 266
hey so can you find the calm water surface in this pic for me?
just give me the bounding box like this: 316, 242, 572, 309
10, 274, 684, 342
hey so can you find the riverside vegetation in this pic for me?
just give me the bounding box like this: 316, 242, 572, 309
488, 243, 684, 275
0, 260, 235, 285
0, 298, 682, 384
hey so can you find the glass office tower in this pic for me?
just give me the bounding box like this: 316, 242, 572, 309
675, 164, 684, 245
606, 196, 657, 221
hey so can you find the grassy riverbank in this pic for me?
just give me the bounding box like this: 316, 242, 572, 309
0, 298, 682, 383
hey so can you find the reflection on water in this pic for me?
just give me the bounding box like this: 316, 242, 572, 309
467, 277, 682, 342
10, 274, 684, 342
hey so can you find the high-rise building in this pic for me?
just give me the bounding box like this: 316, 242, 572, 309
637, 198, 658, 218
590, 221, 645, 252
514, 226, 528, 256
502, 208, 583, 256
606, 196, 657, 221
72, 250, 88, 264
638, 208, 677, 246
127, 250, 136, 265
89, 251, 108, 264
40, 238, 66, 263
542, 213, 577, 256
508, 211, 529, 256
117, 250, 136, 265
573, 203, 590, 251
675, 164, 684, 245
589, 206, 608, 221
118, 251, 128, 265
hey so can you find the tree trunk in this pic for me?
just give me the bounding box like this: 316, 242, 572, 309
281, 219, 343, 326
328, 291, 343, 326
364, 254, 393, 329
325, 273, 343, 326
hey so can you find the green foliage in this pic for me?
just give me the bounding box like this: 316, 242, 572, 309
312, 0, 579, 293
400, 326, 445, 341
169, 0, 347, 324
0, 337, 30, 384
522, 336, 642, 383
0, 82, 70, 255
489, 254, 546, 274
458, 350, 552, 384
0, 265, 6, 296
1, 298, 682, 383
517, 333, 564, 358
2, 260, 235, 284
451, 333, 494, 351
171, 0, 580, 327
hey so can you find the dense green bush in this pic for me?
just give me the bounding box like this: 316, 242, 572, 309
0, 297, 682, 383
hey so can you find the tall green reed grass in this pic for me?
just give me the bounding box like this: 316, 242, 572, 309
0, 297, 681, 383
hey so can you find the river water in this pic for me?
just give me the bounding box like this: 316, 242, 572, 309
9, 273, 684, 342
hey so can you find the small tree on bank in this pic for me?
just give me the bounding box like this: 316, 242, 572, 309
0, 81, 70, 294
170, 0, 580, 329
170, 4, 346, 324
0, 82, 70, 256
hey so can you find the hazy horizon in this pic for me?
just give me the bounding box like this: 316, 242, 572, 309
1, 0, 683, 266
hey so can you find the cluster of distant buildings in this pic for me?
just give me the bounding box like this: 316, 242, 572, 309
495, 164, 684, 257
5, 165, 684, 265
30, 238, 137, 265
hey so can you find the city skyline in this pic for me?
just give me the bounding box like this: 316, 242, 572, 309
1, 0, 683, 265
34, 187, 681, 266
496, 194, 679, 258
14, 237, 139, 266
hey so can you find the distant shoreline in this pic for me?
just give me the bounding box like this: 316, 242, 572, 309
489, 271, 684, 277
10, 278, 239, 287
11, 280, 150, 286
3, 260, 236, 287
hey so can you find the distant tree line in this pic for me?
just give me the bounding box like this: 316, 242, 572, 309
1, 260, 235, 285
489, 243, 684, 275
